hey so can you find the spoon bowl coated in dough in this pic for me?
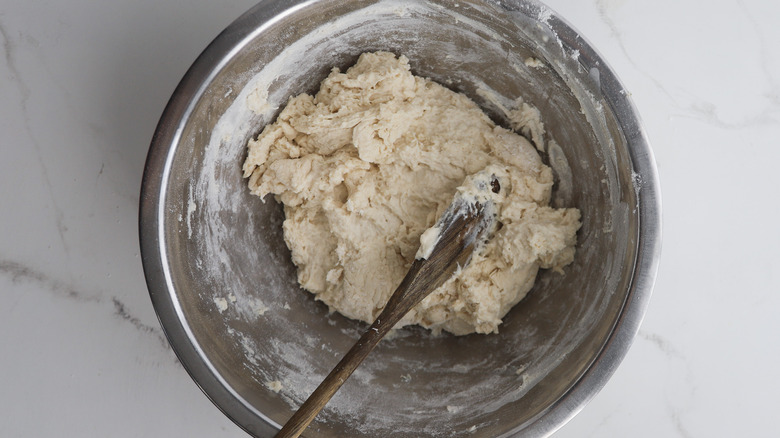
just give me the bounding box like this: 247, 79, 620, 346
276, 174, 501, 437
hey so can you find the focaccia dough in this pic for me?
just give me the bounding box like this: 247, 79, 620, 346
243, 52, 580, 335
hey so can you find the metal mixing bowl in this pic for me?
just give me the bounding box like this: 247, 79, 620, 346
139, 0, 661, 436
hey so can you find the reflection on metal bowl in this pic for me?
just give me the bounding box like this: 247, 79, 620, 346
140, 1, 661, 436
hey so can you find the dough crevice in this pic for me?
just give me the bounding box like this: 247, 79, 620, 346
244, 51, 581, 335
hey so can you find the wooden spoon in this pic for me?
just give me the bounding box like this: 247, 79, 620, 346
275, 174, 502, 438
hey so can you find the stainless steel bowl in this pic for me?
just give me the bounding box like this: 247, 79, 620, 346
140, 1, 661, 436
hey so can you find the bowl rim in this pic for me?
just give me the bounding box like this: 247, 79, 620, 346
139, 0, 662, 436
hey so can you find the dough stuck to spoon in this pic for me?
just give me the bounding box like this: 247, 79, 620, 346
275, 169, 502, 438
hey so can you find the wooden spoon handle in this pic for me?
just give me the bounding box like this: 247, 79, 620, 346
275, 185, 499, 438
274, 244, 472, 437
273, 300, 401, 438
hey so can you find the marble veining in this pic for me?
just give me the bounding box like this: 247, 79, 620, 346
1, 19, 71, 254
1, 259, 94, 303
0, 259, 171, 352
593, 0, 780, 131
111, 297, 173, 353
638, 330, 696, 438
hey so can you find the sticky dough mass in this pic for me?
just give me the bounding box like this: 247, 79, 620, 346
243, 52, 580, 335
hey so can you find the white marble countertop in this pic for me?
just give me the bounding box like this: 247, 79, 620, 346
2, 0, 778, 436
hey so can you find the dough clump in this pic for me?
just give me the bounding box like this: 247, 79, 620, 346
243, 52, 580, 335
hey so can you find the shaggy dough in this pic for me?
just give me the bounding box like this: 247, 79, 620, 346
243, 52, 580, 335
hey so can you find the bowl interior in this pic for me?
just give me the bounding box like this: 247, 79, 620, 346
155, 1, 640, 436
